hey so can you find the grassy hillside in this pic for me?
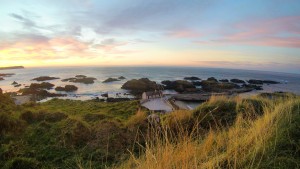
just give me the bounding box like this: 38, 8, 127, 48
118, 94, 300, 169
0, 92, 299, 168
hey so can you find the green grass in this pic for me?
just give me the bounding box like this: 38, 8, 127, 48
0, 94, 143, 169
0, 93, 299, 169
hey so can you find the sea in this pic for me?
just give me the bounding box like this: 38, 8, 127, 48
0, 66, 300, 101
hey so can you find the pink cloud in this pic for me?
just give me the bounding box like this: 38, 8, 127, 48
166, 30, 201, 38
195, 16, 300, 48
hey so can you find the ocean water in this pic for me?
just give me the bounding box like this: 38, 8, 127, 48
0, 66, 300, 100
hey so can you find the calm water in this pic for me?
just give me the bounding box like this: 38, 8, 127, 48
1, 66, 300, 100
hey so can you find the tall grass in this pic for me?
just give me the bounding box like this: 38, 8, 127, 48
118, 95, 300, 169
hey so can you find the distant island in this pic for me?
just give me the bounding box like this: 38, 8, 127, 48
0, 66, 24, 70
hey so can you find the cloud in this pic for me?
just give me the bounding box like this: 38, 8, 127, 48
166, 30, 201, 39
9, 13, 37, 29
194, 60, 300, 73
195, 16, 300, 48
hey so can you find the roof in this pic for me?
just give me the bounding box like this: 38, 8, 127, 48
141, 98, 173, 112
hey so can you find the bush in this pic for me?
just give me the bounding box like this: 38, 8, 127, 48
4, 157, 40, 169
0, 112, 24, 136
20, 111, 68, 123
193, 100, 237, 128
236, 98, 269, 119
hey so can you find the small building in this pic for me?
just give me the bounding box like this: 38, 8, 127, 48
142, 91, 163, 100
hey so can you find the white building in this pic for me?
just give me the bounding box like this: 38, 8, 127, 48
142, 91, 163, 100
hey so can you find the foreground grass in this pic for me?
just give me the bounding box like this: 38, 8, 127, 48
0, 96, 146, 169
118, 94, 300, 169
0, 93, 299, 168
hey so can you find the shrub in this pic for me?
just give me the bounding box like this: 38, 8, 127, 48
193, 99, 237, 128
3, 157, 40, 169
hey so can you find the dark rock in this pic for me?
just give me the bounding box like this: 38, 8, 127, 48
0, 88, 2, 94
248, 79, 280, 85
12, 81, 18, 85
200, 80, 238, 92
0, 77, 4, 81
101, 93, 109, 97
75, 75, 87, 78
55, 85, 78, 92
106, 97, 130, 102
192, 81, 202, 86
65, 85, 78, 91
230, 79, 245, 84
122, 78, 161, 95
162, 80, 196, 93
62, 78, 77, 82
63, 76, 96, 84
207, 77, 218, 82
262, 80, 280, 84
248, 79, 263, 85
103, 78, 120, 83
0, 73, 15, 77
32, 76, 60, 81
20, 88, 66, 98
30, 82, 55, 90
14, 84, 21, 87
118, 76, 126, 80
219, 79, 229, 82
184, 76, 201, 81
243, 84, 263, 90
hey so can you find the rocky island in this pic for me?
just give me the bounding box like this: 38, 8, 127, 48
62, 75, 96, 84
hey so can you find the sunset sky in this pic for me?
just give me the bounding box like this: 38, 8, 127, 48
0, 0, 300, 73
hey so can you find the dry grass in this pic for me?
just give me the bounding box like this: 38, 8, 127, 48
117, 95, 300, 169
126, 110, 147, 128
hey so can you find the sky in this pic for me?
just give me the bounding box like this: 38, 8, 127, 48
0, 0, 300, 73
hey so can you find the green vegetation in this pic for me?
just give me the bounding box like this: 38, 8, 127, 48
119, 93, 300, 169
0, 94, 145, 169
0, 92, 299, 168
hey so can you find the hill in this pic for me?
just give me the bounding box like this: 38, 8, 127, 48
0, 92, 299, 168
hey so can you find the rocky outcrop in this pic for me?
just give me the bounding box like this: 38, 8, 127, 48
192, 81, 202, 86
75, 75, 87, 78
122, 78, 160, 95
0, 77, 4, 81
118, 76, 126, 80
103, 78, 120, 83
101, 93, 108, 97
12, 81, 18, 85
30, 82, 55, 90
162, 80, 196, 93
219, 79, 229, 82
200, 80, 239, 92
62, 76, 96, 84
32, 76, 60, 81
230, 79, 245, 84
184, 77, 201, 80
0, 73, 15, 77
207, 77, 218, 82
55, 85, 78, 92
248, 79, 279, 85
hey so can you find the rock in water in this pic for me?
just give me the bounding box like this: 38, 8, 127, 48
161, 80, 196, 93
103, 78, 120, 83
184, 76, 201, 80
32, 76, 60, 81
230, 79, 246, 84
122, 78, 161, 95
118, 76, 126, 80
55, 85, 78, 92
